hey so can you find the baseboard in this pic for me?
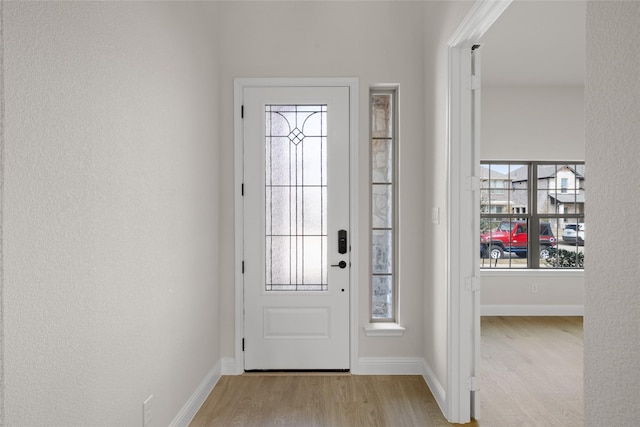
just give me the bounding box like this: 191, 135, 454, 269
169, 361, 221, 427
481, 304, 584, 316
221, 357, 241, 375
421, 359, 447, 419
356, 357, 424, 375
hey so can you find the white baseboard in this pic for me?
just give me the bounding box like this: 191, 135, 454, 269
481, 304, 584, 316
221, 357, 242, 375
169, 361, 221, 427
356, 357, 424, 375
421, 359, 447, 419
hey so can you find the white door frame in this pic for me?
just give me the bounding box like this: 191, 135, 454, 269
231, 78, 359, 375
446, 0, 511, 422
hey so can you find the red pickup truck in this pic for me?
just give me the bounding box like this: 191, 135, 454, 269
480, 220, 556, 260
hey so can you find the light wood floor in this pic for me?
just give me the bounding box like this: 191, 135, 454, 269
190, 316, 583, 426
480, 316, 583, 426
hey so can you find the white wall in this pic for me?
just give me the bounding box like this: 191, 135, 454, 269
422, 0, 475, 406
217, 1, 432, 363
2, 2, 221, 425
480, 86, 585, 312
482, 86, 584, 160
585, 2, 640, 424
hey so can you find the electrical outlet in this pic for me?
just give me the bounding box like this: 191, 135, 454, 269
531, 283, 539, 293
143, 395, 153, 426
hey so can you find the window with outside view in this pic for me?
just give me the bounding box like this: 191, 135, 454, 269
480, 162, 585, 269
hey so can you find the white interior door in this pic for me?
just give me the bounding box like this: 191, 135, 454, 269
243, 86, 350, 370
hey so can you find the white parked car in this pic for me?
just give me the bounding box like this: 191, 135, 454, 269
562, 223, 585, 245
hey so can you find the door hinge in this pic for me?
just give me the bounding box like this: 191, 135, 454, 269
466, 75, 480, 91
242, 261, 245, 274
467, 376, 479, 391
242, 338, 245, 352
466, 176, 480, 192
465, 277, 480, 292
470, 75, 480, 91
241, 105, 244, 118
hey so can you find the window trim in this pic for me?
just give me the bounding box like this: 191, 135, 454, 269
369, 86, 399, 323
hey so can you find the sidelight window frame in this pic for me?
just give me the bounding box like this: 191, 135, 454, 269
369, 87, 398, 322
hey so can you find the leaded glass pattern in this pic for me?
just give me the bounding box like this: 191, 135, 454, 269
371, 91, 395, 320
265, 105, 328, 291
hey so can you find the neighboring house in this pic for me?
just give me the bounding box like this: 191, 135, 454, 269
511, 164, 585, 219
480, 166, 513, 216
481, 164, 585, 231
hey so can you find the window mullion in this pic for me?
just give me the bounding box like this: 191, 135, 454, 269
530, 162, 540, 268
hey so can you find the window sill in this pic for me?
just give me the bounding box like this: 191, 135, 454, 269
481, 269, 584, 278
364, 323, 406, 337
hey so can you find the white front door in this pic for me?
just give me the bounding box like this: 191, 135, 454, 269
242, 85, 350, 370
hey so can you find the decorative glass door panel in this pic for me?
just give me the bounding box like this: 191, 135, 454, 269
242, 84, 350, 371
265, 105, 328, 291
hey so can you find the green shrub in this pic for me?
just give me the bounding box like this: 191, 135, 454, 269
545, 248, 584, 268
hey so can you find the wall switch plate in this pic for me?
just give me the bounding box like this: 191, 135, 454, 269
143, 395, 153, 426
432, 207, 440, 224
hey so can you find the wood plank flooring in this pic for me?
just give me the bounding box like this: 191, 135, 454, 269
480, 316, 583, 426
190, 316, 583, 426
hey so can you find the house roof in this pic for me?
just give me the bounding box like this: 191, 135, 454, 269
480, 165, 509, 180
509, 164, 585, 183
538, 164, 585, 180
549, 191, 585, 204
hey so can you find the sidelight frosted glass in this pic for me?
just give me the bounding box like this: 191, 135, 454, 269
372, 230, 392, 274
372, 276, 393, 319
371, 139, 392, 183
372, 184, 392, 229
371, 94, 392, 138
370, 89, 396, 321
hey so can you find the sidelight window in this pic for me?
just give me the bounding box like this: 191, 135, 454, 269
370, 89, 397, 321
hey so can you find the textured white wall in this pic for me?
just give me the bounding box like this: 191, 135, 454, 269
585, 2, 640, 424
3, 2, 220, 425
217, 1, 433, 362
481, 86, 585, 309
422, 0, 475, 400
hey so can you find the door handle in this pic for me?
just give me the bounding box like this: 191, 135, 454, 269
331, 261, 347, 269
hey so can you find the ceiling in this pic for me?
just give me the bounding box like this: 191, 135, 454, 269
478, 0, 586, 87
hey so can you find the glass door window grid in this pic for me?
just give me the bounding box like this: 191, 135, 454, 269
265, 104, 329, 290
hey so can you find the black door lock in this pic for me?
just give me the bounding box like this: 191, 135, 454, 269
338, 230, 348, 254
